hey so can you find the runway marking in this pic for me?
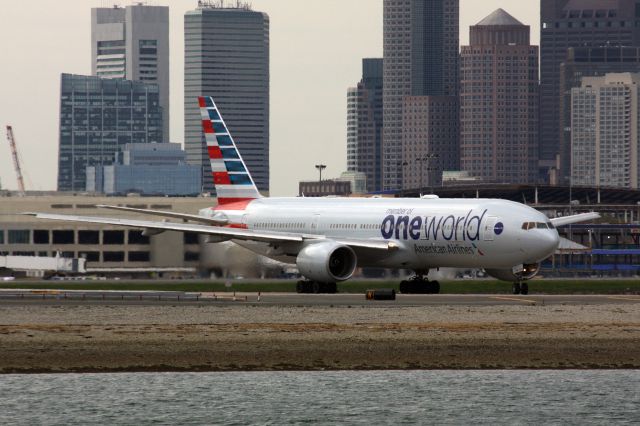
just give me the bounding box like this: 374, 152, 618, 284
490, 296, 537, 305
607, 296, 640, 303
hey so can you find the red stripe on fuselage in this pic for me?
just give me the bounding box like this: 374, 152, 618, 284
198, 97, 206, 108
214, 198, 255, 211
226, 223, 248, 229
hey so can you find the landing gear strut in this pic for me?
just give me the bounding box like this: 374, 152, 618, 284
296, 280, 337, 294
399, 274, 440, 294
512, 282, 529, 295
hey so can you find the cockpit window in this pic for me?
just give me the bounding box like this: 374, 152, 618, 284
523, 222, 553, 231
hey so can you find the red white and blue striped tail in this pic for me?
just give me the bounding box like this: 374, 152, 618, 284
198, 96, 262, 205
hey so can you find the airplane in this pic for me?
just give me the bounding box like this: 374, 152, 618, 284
26, 96, 599, 295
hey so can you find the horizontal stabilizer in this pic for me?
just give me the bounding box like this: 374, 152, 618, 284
550, 212, 600, 227
97, 205, 228, 226
557, 237, 589, 252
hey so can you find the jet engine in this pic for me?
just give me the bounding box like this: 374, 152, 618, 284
485, 263, 541, 282
296, 241, 357, 283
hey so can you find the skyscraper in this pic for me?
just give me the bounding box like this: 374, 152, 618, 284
184, 2, 269, 193
402, 96, 458, 191
571, 73, 640, 189
559, 46, 640, 185
347, 58, 383, 193
460, 9, 539, 184
91, 4, 170, 143
382, 0, 459, 191
57, 74, 163, 192
540, 0, 640, 182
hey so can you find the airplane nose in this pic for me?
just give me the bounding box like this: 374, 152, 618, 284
546, 231, 560, 253
525, 231, 560, 261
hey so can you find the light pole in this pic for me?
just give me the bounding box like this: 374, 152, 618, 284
398, 161, 409, 195
416, 154, 438, 196
315, 164, 327, 182
416, 157, 424, 196
427, 153, 439, 195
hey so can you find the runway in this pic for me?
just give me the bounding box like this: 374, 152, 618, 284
0, 289, 639, 306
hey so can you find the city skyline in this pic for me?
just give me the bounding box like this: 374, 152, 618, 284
0, 0, 539, 196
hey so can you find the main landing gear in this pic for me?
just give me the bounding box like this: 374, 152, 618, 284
399, 274, 440, 294
296, 280, 338, 294
512, 282, 529, 295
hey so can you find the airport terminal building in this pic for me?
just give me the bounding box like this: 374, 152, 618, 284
0, 194, 217, 277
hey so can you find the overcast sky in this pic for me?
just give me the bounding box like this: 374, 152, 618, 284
0, 0, 539, 196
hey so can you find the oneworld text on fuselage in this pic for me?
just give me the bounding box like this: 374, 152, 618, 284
380, 209, 488, 242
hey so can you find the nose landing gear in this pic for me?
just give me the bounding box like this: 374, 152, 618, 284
399, 273, 440, 294
512, 282, 529, 295
296, 280, 338, 294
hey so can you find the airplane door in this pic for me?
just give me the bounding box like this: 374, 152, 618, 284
483, 216, 498, 241
309, 214, 320, 234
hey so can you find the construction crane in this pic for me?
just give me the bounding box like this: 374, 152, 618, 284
5, 125, 26, 195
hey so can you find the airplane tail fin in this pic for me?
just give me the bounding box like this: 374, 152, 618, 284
198, 96, 262, 205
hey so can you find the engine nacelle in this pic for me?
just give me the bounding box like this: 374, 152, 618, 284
296, 241, 357, 283
485, 263, 541, 282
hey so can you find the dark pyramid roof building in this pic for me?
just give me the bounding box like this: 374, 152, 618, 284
470, 9, 530, 46
476, 8, 524, 26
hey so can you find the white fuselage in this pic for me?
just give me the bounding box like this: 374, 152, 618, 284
200, 197, 560, 271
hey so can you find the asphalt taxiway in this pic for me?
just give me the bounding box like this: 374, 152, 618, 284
0, 290, 639, 306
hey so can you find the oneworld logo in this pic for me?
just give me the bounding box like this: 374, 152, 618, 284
381, 209, 488, 242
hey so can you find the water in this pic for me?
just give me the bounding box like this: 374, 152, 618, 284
1, 371, 639, 425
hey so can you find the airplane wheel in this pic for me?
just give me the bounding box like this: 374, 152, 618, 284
431, 280, 441, 294
399, 281, 409, 294
512, 282, 521, 295
327, 282, 338, 294
520, 283, 529, 295
312, 281, 321, 294
296, 281, 305, 294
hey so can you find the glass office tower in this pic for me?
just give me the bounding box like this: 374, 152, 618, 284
57, 74, 162, 192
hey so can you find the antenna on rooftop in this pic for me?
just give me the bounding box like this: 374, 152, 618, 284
197, 0, 252, 10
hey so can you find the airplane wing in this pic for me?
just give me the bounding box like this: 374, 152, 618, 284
23, 212, 396, 251
550, 212, 600, 227
96, 205, 228, 226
